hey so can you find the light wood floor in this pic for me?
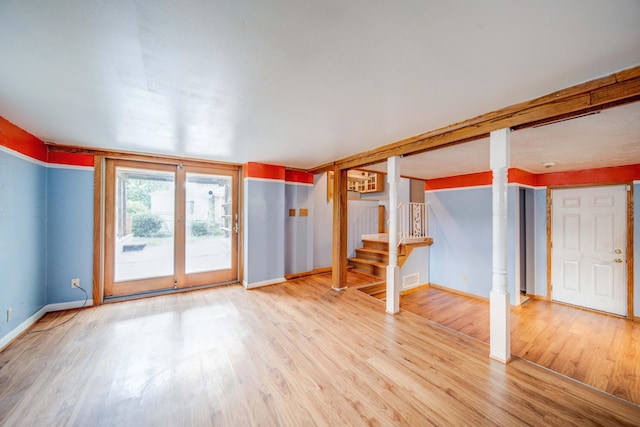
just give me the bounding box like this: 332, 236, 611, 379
1, 272, 639, 426
400, 285, 640, 406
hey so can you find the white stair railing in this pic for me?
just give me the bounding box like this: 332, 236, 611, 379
398, 202, 428, 243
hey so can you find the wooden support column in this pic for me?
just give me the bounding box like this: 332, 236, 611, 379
490, 128, 511, 363
92, 155, 104, 306
386, 156, 400, 314
332, 166, 348, 290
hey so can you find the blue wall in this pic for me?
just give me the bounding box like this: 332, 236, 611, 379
399, 246, 430, 289
0, 149, 94, 344
243, 179, 285, 285
285, 183, 313, 275
46, 167, 94, 304
426, 185, 541, 302
313, 173, 332, 269
426, 187, 493, 298
0, 150, 47, 339
533, 188, 547, 297
426, 183, 638, 316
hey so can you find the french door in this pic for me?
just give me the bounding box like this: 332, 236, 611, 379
104, 159, 238, 297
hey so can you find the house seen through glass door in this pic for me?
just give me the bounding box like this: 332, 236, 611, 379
104, 159, 238, 298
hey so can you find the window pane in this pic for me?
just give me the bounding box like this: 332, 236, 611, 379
114, 167, 175, 282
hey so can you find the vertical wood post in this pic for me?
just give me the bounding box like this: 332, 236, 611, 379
386, 156, 400, 314
332, 167, 348, 290
92, 155, 104, 306
490, 128, 511, 363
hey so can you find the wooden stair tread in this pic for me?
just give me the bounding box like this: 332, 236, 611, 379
352, 235, 434, 278
360, 239, 390, 253
362, 239, 389, 247
348, 258, 386, 268
356, 247, 389, 255
357, 282, 386, 293
357, 282, 387, 300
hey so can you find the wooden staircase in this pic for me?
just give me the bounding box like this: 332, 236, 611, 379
348, 236, 434, 279
351, 234, 433, 301
348, 238, 389, 278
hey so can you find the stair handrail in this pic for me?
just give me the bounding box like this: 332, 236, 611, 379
398, 202, 429, 244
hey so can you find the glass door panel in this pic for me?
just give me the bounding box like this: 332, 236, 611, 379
104, 160, 177, 297
104, 160, 239, 298
182, 166, 238, 287
114, 167, 175, 281
185, 172, 232, 274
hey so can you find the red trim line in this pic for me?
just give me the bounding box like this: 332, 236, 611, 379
0, 117, 47, 162
537, 164, 640, 186
425, 171, 492, 191
47, 151, 94, 167
508, 168, 537, 186
285, 170, 314, 184
243, 162, 285, 180
1, 117, 94, 167
425, 165, 640, 190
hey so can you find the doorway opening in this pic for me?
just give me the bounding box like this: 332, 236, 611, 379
518, 187, 535, 304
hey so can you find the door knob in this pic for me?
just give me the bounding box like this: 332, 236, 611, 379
615, 258, 623, 263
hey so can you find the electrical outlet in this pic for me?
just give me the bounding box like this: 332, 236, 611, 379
71, 278, 80, 288
7, 308, 12, 322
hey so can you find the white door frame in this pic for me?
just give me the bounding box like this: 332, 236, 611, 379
547, 184, 634, 319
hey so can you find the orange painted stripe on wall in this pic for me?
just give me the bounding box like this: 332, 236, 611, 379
285, 170, 314, 184
47, 151, 94, 167
0, 117, 47, 162
508, 168, 537, 186
1, 117, 94, 167
243, 162, 286, 180
424, 171, 492, 190
537, 164, 640, 186
424, 165, 640, 191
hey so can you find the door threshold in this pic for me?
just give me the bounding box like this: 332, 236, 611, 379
104, 280, 241, 303
550, 299, 628, 319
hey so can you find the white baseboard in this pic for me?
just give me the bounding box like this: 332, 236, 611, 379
243, 277, 286, 289
0, 299, 93, 351
0, 306, 47, 351
46, 299, 93, 313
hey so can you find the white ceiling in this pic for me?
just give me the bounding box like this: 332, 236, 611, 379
367, 101, 640, 179
0, 1, 639, 177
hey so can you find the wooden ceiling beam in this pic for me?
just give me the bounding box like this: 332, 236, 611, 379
328, 64, 640, 171
45, 143, 242, 170
307, 161, 336, 175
